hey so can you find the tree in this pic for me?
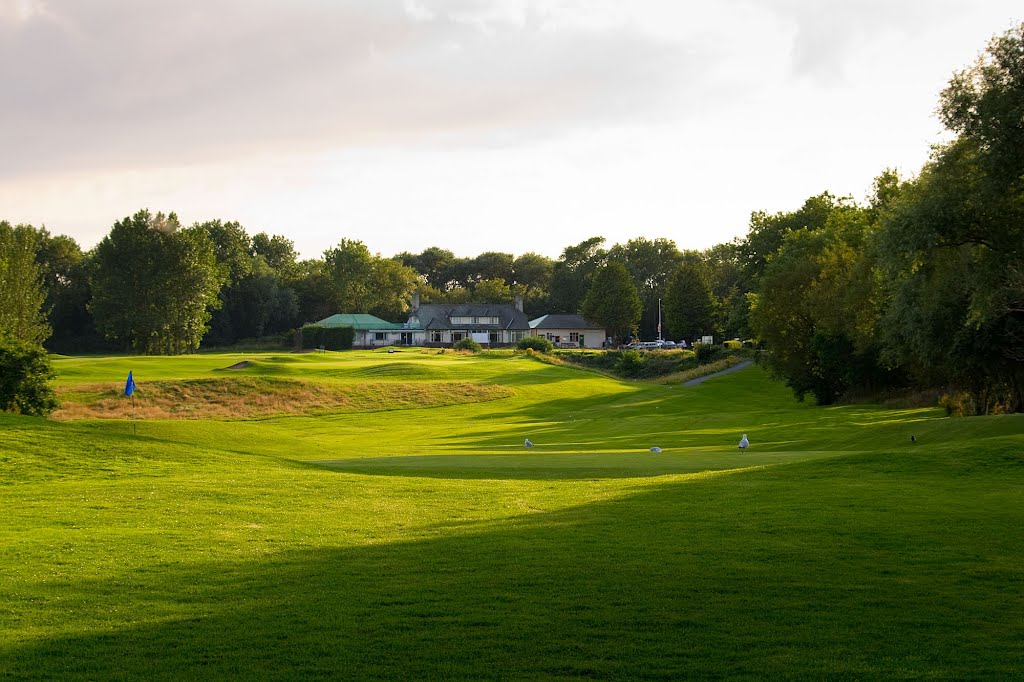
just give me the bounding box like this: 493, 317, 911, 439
366, 258, 419, 320
549, 236, 606, 313
252, 232, 300, 280
32, 229, 93, 351
0, 221, 50, 345
874, 23, 1024, 411
512, 252, 554, 316
472, 277, 513, 304
471, 251, 514, 285
292, 259, 335, 324
752, 202, 897, 404
608, 237, 681, 340
202, 220, 253, 285
399, 246, 456, 290
581, 262, 641, 342
664, 261, 716, 342
323, 239, 375, 312
939, 23, 1024, 186
89, 210, 223, 354
738, 192, 841, 284
702, 241, 749, 339
0, 337, 59, 416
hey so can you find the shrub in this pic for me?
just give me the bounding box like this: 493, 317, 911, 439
723, 339, 742, 350
614, 349, 646, 378
517, 336, 554, 353
295, 325, 354, 351
453, 338, 482, 352
0, 339, 59, 416
695, 343, 725, 365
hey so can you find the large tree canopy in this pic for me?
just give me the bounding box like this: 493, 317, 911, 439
89, 210, 223, 354
581, 261, 641, 342
664, 261, 716, 344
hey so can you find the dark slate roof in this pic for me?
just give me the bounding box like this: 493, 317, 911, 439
529, 314, 605, 330
410, 303, 531, 331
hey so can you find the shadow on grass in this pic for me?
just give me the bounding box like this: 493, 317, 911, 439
5, 451, 1023, 679
308, 453, 817, 480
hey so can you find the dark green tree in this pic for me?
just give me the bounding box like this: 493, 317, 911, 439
875, 23, 1024, 411
664, 261, 716, 343
549, 236, 606, 313
581, 261, 641, 342
608, 237, 682, 340
471, 251, 515, 285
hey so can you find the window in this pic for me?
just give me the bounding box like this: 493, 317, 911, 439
374, 332, 387, 341
452, 332, 464, 342
570, 332, 579, 342
511, 331, 525, 342
431, 331, 443, 343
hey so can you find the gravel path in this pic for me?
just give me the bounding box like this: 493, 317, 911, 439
683, 360, 754, 387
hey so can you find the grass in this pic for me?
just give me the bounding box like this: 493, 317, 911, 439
53, 377, 512, 420
1, 350, 1022, 678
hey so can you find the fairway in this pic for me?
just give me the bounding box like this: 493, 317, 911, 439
2, 351, 1022, 678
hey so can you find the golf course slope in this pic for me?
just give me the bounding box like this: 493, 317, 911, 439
1, 350, 1021, 679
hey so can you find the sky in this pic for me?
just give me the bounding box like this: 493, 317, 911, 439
1, 1, 1021, 260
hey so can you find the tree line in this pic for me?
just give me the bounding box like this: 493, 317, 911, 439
0, 215, 747, 354
2, 22, 1021, 414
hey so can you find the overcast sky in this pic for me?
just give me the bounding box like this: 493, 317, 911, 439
1, 0, 1020, 259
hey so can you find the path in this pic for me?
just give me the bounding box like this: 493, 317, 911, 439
683, 360, 754, 387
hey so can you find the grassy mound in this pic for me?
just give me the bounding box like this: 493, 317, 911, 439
53, 377, 513, 420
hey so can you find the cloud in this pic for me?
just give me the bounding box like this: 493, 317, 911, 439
753, 0, 1014, 81
0, 0, 709, 179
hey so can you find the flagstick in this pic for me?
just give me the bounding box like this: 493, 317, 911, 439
131, 393, 136, 436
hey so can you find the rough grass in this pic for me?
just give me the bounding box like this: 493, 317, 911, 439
53, 377, 513, 420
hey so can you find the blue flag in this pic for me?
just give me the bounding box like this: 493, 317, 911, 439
125, 371, 136, 397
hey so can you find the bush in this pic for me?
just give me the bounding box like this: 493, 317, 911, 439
453, 338, 482, 352
517, 336, 554, 353
695, 343, 725, 365
614, 349, 647, 378
295, 325, 354, 351
723, 339, 742, 350
0, 339, 59, 416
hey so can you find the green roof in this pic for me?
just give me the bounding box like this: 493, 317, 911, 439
312, 314, 406, 331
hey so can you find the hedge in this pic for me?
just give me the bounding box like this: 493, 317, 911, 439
296, 325, 355, 351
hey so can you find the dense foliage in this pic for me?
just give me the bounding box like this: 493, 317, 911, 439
453, 338, 483, 352
297, 325, 355, 351
0, 221, 50, 345
581, 262, 642, 343
0, 338, 58, 416
90, 211, 223, 354
517, 336, 554, 353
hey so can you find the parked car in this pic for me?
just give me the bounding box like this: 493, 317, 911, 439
660, 341, 676, 349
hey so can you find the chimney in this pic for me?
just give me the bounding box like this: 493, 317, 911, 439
514, 294, 524, 312
411, 291, 420, 311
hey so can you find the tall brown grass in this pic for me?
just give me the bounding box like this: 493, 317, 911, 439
53, 378, 513, 421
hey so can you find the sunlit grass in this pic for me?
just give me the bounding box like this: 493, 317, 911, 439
0, 351, 1021, 678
